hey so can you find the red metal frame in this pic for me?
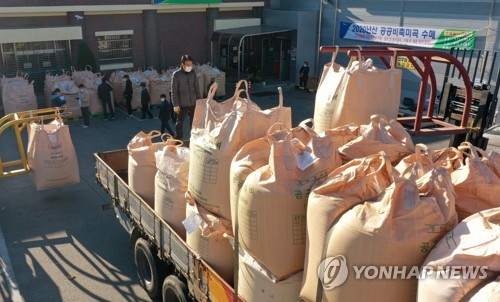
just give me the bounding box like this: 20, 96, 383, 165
319, 46, 472, 136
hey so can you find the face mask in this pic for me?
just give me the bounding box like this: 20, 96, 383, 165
123, 79, 127, 82
161, 98, 166, 102
79, 89, 84, 93
304, 64, 308, 67
184, 66, 193, 72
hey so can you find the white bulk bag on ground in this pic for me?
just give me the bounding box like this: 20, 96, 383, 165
27, 118, 80, 190
418, 208, 500, 302
154, 140, 189, 239
1, 76, 38, 114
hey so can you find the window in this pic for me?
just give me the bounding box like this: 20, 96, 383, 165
96, 33, 133, 70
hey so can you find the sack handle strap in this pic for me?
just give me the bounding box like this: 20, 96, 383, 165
458, 142, 481, 159
330, 46, 339, 64
415, 143, 433, 165
278, 87, 283, 107
207, 82, 218, 101
147, 130, 162, 139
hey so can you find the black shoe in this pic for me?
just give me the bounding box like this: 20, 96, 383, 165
140, 117, 146, 120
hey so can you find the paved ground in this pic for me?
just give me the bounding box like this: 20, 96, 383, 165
0, 84, 498, 302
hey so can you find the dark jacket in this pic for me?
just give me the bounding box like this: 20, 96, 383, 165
299, 65, 310, 79
171, 69, 201, 107
50, 93, 67, 107
141, 88, 151, 106
98, 81, 113, 102
159, 100, 172, 121
124, 79, 133, 97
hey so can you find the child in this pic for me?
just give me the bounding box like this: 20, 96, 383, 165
78, 84, 90, 128
158, 93, 175, 136
50, 88, 67, 107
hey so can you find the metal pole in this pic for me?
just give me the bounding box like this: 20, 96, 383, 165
316, 0, 323, 77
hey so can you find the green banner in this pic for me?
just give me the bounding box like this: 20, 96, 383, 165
153, 0, 222, 3
434, 30, 476, 50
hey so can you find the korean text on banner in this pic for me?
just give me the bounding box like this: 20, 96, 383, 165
339, 21, 476, 50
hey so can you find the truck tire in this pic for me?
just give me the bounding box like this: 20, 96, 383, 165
162, 275, 189, 302
134, 238, 162, 299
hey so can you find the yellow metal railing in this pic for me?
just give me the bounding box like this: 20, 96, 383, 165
0, 107, 72, 178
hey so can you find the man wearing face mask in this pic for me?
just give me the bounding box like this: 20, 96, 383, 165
171, 54, 201, 139
140, 82, 153, 119
299, 61, 310, 90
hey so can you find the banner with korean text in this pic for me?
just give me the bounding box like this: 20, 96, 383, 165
339, 21, 476, 50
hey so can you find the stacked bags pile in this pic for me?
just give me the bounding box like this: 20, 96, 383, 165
314, 50, 402, 133
27, 115, 80, 190
145, 69, 172, 106
195, 64, 226, 97
184, 80, 291, 284
110, 69, 149, 109
51, 77, 81, 118
109, 70, 127, 105
44, 71, 71, 107
71, 66, 112, 115
301, 144, 459, 302
1, 74, 37, 115
232, 121, 344, 301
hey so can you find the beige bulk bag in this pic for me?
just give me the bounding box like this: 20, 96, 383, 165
27, 118, 80, 190
149, 71, 170, 106
317, 51, 402, 131
238, 129, 342, 280
313, 50, 347, 133
339, 115, 414, 164
230, 122, 320, 234
461, 276, 500, 302
485, 150, 500, 177
396, 144, 462, 178
128, 130, 162, 208
188, 81, 292, 221
320, 123, 360, 146
184, 194, 234, 284
154, 139, 189, 239
110, 71, 126, 105
319, 167, 457, 302
417, 208, 500, 302
44, 72, 71, 107
129, 72, 148, 110
238, 246, 303, 302
452, 142, 500, 221
300, 152, 394, 302
53, 80, 81, 118
71, 66, 95, 86
2, 80, 38, 115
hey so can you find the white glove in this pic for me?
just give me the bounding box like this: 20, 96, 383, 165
174, 106, 180, 114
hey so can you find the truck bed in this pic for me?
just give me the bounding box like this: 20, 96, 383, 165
94, 150, 239, 302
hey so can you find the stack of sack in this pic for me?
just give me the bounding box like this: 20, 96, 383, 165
154, 135, 190, 239
195, 64, 226, 97
71, 67, 112, 115
183, 80, 292, 285
418, 207, 500, 302
51, 78, 81, 118
27, 115, 80, 190
301, 146, 459, 302
144, 69, 171, 106
1, 74, 37, 115
313, 50, 402, 133
44, 71, 71, 107
232, 121, 343, 302
109, 70, 127, 105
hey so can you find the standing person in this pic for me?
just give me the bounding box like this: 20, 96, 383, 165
299, 61, 310, 90
123, 74, 133, 118
158, 93, 175, 136
140, 82, 153, 119
77, 84, 90, 128
171, 54, 201, 139
98, 76, 115, 120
